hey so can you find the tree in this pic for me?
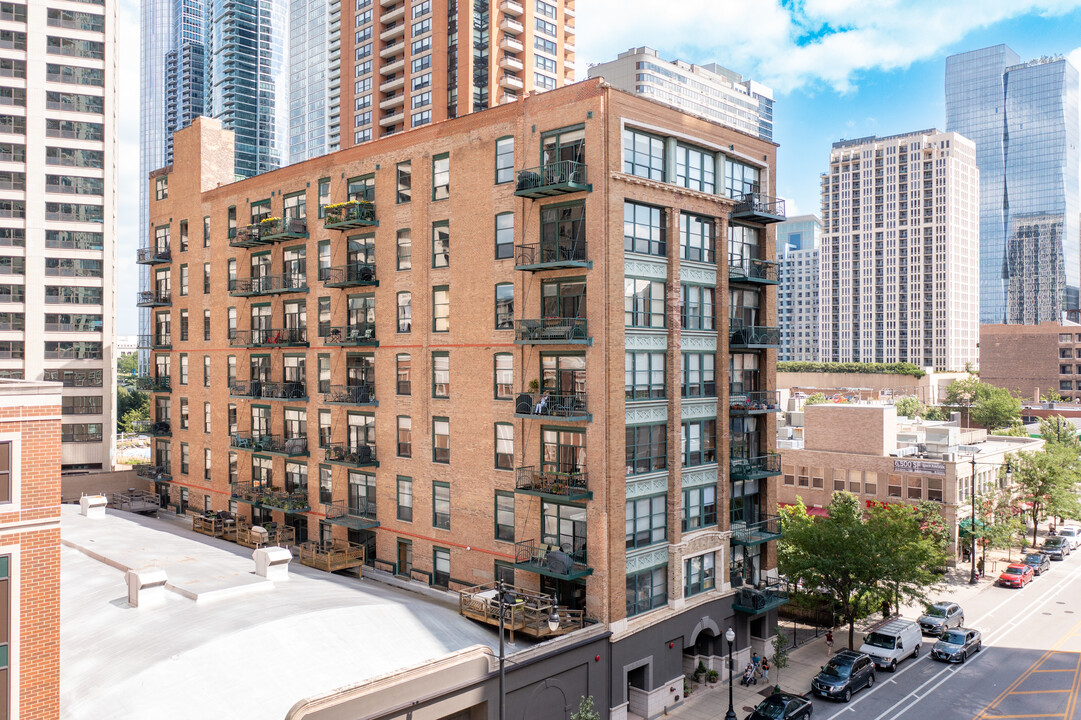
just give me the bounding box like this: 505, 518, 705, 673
804, 392, 827, 406
570, 696, 600, 720
1011, 449, 1079, 547
866, 502, 947, 614
1042, 389, 1064, 403
117, 352, 138, 377
119, 406, 149, 434
944, 376, 1021, 430
116, 386, 149, 433
771, 625, 789, 691
779, 493, 880, 650
923, 407, 947, 421
894, 395, 925, 419
1038, 415, 1079, 448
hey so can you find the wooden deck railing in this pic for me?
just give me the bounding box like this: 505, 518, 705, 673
457, 581, 585, 642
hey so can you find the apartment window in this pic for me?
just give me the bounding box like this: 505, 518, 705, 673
228, 452, 238, 483
396, 354, 411, 395
927, 477, 943, 502
681, 285, 715, 330
887, 474, 903, 498
318, 410, 331, 448
627, 565, 667, 617
681, 353, 716, 397
623, 129, 665, 180
432, 153, 449, 200
179, 220, 189, 252
179, 355, 188, 385
682, 485, 717, 531
494, 354, 513, 399
681, 420, 717, 466
314, 354, 328, 394
626, 495, 666, 549
536, 0, 556, 17
180, 442, 189, 475
432, 223, 449, 268
203, 355, 210, 387
204, 448, 212, 480
397, 477, 413, 521
433, 547, 450, 587
624, 202, 666, 256
432, 352, 449, 397
397, 229, 412, 270
433, 418, 450, 464
495, 492, 514, 542
724, 158, 761, 199
179, 264, 189, 296
535, 37, 557, 55
680, 213, 715, 263
433, 481, 450, 526
625, 351, 665, 400
397, 416, 412, 457
907, 476, 923, 501
203, 264, 211, 294
684, 553, 716, 597
227, 308, 237, 340
432, 286, 449, 332
626, 424, 666, 476
495, 423, 513, 469
179, 309, 189, 341
62, 423, 103, 443
624, 279, 665, 328
316, 179, 330, 218
495, 137, 514, 184
412, 110, 431, 128
396, 162, 411, 203
397, 292, 412, 333
495, 213, 514, 260
676, 143, 716, 193
495, 284, 513, 329
179, 398, 189, 430
155, 176, 167, 200
227, 206, 236, 237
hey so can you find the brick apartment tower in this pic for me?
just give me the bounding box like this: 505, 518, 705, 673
144, 79, 783, 715
0, 379, 64, 719
339, 0, 576, 149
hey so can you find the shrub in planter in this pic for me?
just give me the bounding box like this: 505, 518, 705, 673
707, 669, 719, 683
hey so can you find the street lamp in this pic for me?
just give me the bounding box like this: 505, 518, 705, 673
963, 452, 1013, 585
547, 605, 560, 632
725, 627, 737, 720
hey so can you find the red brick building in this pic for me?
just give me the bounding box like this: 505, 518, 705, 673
144, 79, 783, 716
0, 379, 63, 720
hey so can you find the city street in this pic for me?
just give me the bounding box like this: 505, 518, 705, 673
812, 552, 1081, 720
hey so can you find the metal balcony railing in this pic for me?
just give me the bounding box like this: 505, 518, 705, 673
136, 290, 171, 307
730, 453, 782, 480
732, 578, 790, 614
136, 333, 171, 349
513, 391, 589, 419
729, 324, 781, 348
134, 464, 171, 481
514, 240, 588, 270
258, 217, 307, 241
730, 192, 786, 224
136, 246, 171, 264
514, 466, 590, 501
319, 263, 377, 287
323, 383, 376, 405
731, 514, 783, 546
323, 441, 377, 466
228, 381, 308, 400
323, 200, 378, 229
513, 539, 591, 580
229, 224, 265, 248
514, 160, 590, 198
324, 498, 377, 526
230, 273, 308, 296
729, 391, 781, 414
229, 327, 308, 347
728, 255, 779, 284
514, 318, 588, 344
229, 433, 309, 456
230, 481, 311, 513
323, 323, 377, 346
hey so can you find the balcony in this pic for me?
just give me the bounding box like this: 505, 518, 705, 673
729, 391, 780, 415
731, 514, 783, 546
729, 324, 781, 349
229, 273, 308, 297
229, 381, 307, 401
732, 578, 790, 615
136, 246, 171, 265
323, 323, 377, 347
297, 540, 367, 573
229, 224, 266, 248
515, 466, 591, 502
133, 375, 170, 393
136, 334, 171, 350
133, 420, 171, 437
514, 239, 589, 271
379, 76, 405, 93
379, 39, 405, 59
229, 328, 308, 348
499, 0, 524, 15
259, 217, 308, 242
136, 290, 171, 307
499, 16, 524, 33
134, 464, 171, 482
459, 582, 585, 640
322, 383, 377, 406
514, 318, 589, 345
513, 392, 590, 421
499, 36, 524, 53
323, 442, 377, 468
230, 481, 311, 513
513, 539, 591, 580
322, 499, 379, 531
319, 263, 377, 288
379, 110, 405, 127
730, 192, 786, 224
499, 55, 524, 72
379, 93, 405, 110
229, 433, 309, 457
728, 257, 779, 285
514, 160, 590, 198
379, 19, 404, 39
380, 58, 405, 76
323, 200, 378, 230
500, 73, 524, 91
730, 453, 782, 481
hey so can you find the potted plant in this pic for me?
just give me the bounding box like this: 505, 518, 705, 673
528, 379, 540, 393
707, 669, 719, 684
693, 660, 706, 683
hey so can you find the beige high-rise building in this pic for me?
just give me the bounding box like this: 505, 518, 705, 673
1, 0, 117, 471
819, 130, 979, 372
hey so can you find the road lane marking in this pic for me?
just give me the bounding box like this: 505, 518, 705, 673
1063, 653, 1081, 720
1011, 689, 1072, 694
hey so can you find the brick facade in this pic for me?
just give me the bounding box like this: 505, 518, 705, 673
146, 80, 781, 669
980, 322, 1067, 400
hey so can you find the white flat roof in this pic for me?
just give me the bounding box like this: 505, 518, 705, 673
60, 506, 508, 720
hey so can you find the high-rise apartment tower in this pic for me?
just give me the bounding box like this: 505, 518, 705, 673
820, 130, 979, 372
946, 45, 1080, 324
776, 215, 821, 362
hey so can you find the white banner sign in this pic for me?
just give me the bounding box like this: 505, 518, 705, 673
893, 459, 946, 476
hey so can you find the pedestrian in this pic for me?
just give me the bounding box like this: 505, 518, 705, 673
826, 630, 834, 656
761, 657, 770, 684
752, 652, 761, 677
977, 556, 985, 579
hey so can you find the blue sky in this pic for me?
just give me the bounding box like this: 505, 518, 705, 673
114, 0, 1081, 333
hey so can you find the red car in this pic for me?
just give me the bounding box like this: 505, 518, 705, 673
998, 563, 1034, 588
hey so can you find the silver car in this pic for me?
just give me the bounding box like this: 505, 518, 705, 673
1057, 526, 1081, 550
931, 627, 982, 663
918, 602, 964, 636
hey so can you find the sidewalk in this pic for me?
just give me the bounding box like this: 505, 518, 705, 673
669, 523, 1056, 719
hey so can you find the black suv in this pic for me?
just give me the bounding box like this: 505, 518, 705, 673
811, 649, 876, 702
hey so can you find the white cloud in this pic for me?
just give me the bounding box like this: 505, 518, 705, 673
579, 0, 1081, 93
1069, 45, 1081, 71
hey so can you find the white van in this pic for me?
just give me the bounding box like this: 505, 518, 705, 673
1058, 526, 1081, 550
858, 618, 923, 672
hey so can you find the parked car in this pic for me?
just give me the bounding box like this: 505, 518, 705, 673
858, 618, 922, 672
918, 602, 964, 635
931, 627, 982, 663
1023, 552, 1051, 576
1057, 526, 1081, 550
811, 649, 876, 702
998, 563, 1035, 588
745, 692, 813, 720
1043, 536, 1071, 560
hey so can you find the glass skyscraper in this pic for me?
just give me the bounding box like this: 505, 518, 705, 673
946, 45, 1080, 324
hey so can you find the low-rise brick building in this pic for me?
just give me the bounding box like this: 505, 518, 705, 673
980, 321, 1081, 401
143, 78, 783, 717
